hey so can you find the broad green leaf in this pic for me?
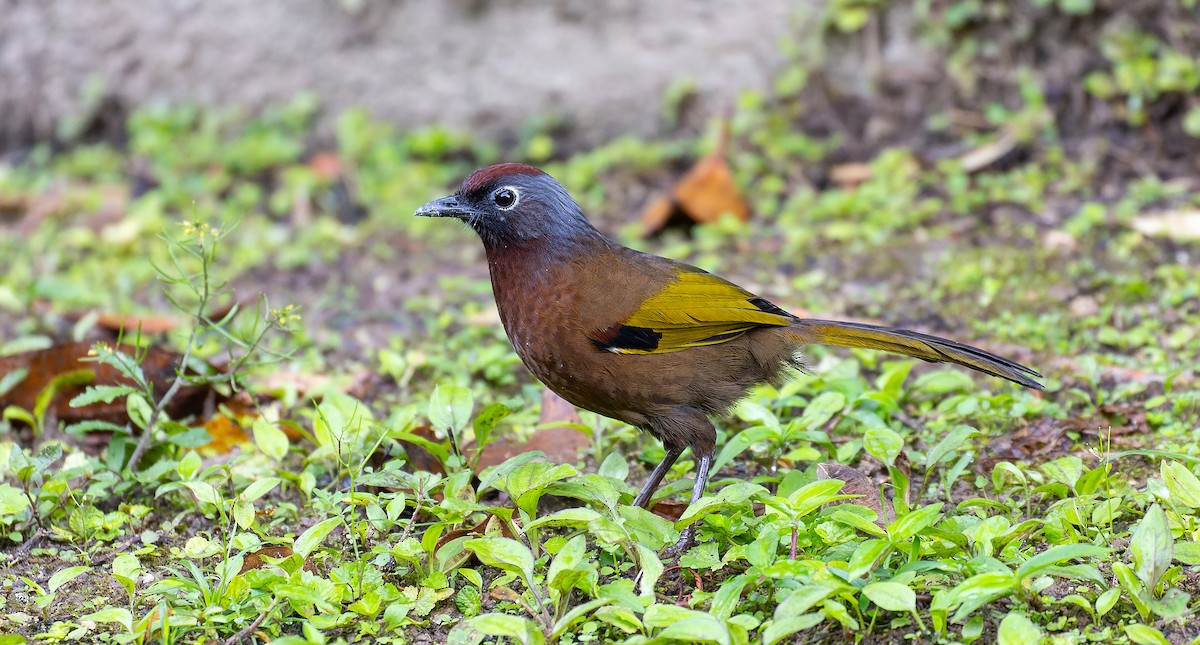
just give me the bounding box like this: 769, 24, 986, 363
848, 539, 891, 579
933, 571, 1014, 624
709, 574, 749, 620
549, 598, 614, 640
546, 535, 587, 598
636, 542, 662, 599
182, 481, 219, 506
450, 613, 545, 645
597, 451, 628, 480
0, 483, 30, 515
176, 450, 202, 479
658, 614, 730, 645
471, 402, 511, 450
525, 507, 601, 531
0, 367, 28, 398
784, 478, 849, 519
112, 553, 140, 580
1146, 587, 1190, 619
888, 502, 943, 543
294, 517, 341, 558
1113, 562, 1150, 620
594, 605, 642, 634
762, 613, 826, 645
477, 450, 541, 497
82, 607, 132, 630
1124, 624, 1173, 645
1130, 504, 1171, 591
798, 391, 846, 429
1095, 587, 1120, 617
712, 425, 776, 474
992, 461, 1027, 491
429, 384, 473, 432
1174, 541, 1200, 565
465, 537, 536, 588
678, 542, 722, 571
775, 584, 835, 618
253, 418, 289, 461
49, 565, 89, 592
831, 508, 887, 538
126, 393, 153, 431
925, 425, 979, 470
863, 426, 903, 466
233, 500, 254, 529
1161, 461, 1200, 508
863, 581, 916, 613
241, 477, 281, 503
997, 612, 1041, 645
1015, 544, 1108, 582
677, 482, 765, 527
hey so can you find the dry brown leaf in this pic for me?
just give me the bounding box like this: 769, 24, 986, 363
473, 388, 588, 470
641, 121, 749, 235
238, 545, 315, 574
817, 462, 893, 525
398, 424, 447, 475
649, 499, 688, 523
0, 341, 218, 428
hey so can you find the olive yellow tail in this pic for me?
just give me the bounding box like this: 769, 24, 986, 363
790, 319, 1043, 389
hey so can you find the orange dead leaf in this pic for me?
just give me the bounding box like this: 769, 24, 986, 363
641, 121, 749, 236
198, 414, 251, 455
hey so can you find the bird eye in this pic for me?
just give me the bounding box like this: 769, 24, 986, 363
492, 187, 519, 210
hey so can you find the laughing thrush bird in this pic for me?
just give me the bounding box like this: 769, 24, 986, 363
417, 163, 1042, 542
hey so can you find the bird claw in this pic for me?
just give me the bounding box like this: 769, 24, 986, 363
663, 523, 698, 560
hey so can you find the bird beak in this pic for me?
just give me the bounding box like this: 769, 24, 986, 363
415, 195, 480, 220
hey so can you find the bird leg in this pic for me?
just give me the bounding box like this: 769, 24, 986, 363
633, 445, 685, 508
672, 447, 714, 553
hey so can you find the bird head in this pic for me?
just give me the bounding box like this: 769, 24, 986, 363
416, 163, 597, 247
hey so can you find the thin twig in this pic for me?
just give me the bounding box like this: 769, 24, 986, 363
126, 332, 197, 472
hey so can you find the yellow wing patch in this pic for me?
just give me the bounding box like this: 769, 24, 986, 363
591, 270, 794, 354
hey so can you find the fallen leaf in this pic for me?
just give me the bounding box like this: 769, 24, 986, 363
198, 414, 251, 455
93, 312, 181, 335
238, 545, 315, 574
0, 341, 218, 429
641, 121, 749, 235
1131, 209, 1200, 241
398, 424, 447, 475
828, 162, 873, 189
817, 462, 894, 525
958, 130, 1018, 173
473, 388, 589, 470
649, 499, 688, 522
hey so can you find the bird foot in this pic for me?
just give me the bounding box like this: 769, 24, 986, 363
662, 523, 697, 560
